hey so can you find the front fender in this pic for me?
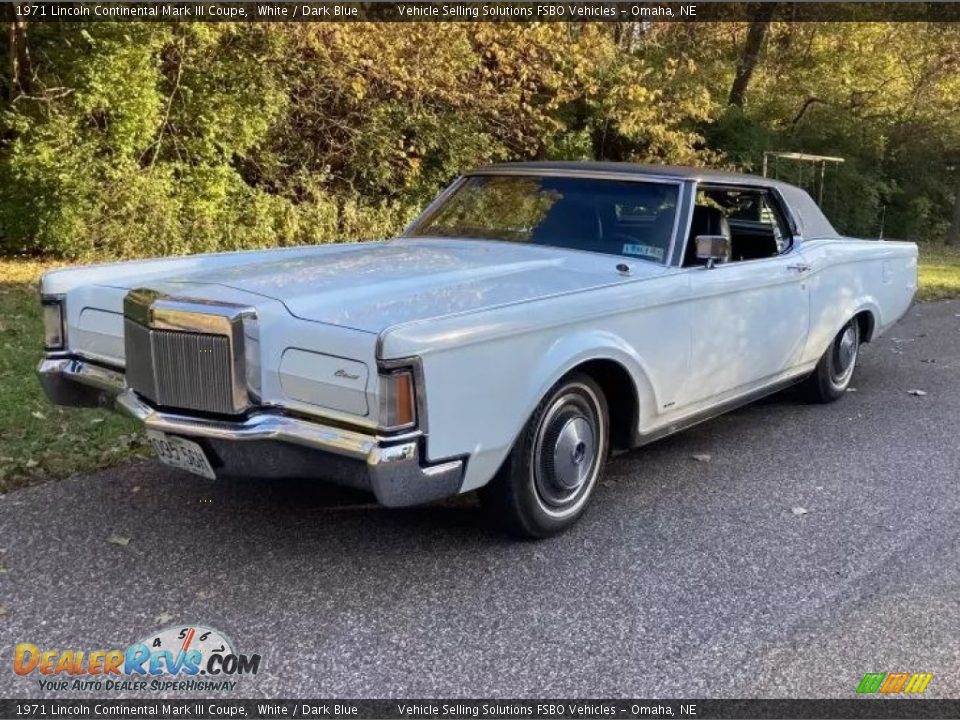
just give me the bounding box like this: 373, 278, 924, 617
527, 330, 658, 433
423, 329, 657, 494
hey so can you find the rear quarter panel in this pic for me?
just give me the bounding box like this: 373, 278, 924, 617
801, 238, 917, 364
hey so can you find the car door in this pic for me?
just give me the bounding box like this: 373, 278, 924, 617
677, 187, 811, 407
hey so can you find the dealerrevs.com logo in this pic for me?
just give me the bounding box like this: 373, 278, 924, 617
14, 626, 261, 692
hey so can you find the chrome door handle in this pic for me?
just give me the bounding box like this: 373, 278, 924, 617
787, 263, 811, 273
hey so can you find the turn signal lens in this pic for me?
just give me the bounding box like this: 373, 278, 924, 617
379, 370, 416, 430
42, 300, 66, 350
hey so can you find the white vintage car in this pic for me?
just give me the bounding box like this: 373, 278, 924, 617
38, 162, 917, 537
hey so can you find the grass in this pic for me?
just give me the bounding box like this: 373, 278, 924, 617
1, 243, 959, 493
916, 244, 960, 302
0, 259, 149, 494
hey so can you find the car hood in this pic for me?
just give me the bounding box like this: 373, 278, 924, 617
142, 238, 668, 333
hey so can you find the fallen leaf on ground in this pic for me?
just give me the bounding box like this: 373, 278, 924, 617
906, 389, 928, 396
131, 485, 140, 493
692, 453, 712, 463
792, 506, 809, 516
107, 534, 130, 547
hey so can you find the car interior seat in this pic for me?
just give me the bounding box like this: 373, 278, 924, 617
729, 226, 780, 262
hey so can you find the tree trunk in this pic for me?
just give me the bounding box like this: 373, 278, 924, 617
5, 3, 31, 99
13, 12, 31, 96
6, 6, 17, 100
947, 175, 960, 246
728, 4, 777, 108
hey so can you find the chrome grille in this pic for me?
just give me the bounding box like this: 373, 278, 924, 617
124, 318, 238, 415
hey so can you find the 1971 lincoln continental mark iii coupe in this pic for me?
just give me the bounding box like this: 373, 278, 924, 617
38, 162, 917, 537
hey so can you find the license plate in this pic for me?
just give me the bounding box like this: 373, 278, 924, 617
147, 431, 216, 480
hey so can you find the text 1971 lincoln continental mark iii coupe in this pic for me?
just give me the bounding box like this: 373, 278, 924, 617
38, 162, 918, 537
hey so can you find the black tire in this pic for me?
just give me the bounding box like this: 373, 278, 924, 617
801, 318, 860, 403
479, 373, 609, 538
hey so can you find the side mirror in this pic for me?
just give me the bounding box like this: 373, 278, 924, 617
695, 235, 731, 268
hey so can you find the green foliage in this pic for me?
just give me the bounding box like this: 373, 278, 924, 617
0, 21, 958, 258
696, 21, 960, 239
0, 259, 149, 492
0, 24, 295, 258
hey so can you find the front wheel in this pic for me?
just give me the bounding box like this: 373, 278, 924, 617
801, 318, 860, 402
479, 373, 609, 538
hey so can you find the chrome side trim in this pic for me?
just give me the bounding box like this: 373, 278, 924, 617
400, 175, 468, 237
465, 167, 689, 185
633, 371, 811, 448
669, 180, 697, 267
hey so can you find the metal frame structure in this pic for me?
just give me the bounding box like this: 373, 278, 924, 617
762, 151, 845, 206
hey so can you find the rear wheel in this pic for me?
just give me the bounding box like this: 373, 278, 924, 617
479, 373, 609, 538
801, 318, 860, 402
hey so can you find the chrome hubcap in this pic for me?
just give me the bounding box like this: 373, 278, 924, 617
551, 417, 595, 491
533, 389, 602, 513
831, 323, 858, 386
836, 326, 857, 372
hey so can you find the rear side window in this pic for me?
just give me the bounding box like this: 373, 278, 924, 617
695, 187, 792, 262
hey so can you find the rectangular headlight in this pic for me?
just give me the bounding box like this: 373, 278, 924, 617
378, 369, 416, 431
42, 298, 66, 350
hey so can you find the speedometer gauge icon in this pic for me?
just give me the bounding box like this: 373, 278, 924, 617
138, 625, 235, 670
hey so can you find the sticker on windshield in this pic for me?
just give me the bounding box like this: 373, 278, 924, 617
622, 243, 664, 261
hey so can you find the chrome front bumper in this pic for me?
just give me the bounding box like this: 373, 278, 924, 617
37, 357, 464, 507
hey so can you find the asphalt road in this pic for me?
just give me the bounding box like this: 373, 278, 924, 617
2, 300, 959, 700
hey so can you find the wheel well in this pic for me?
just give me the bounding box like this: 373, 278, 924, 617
569, 359, 638, 452
854, 310, 876, 343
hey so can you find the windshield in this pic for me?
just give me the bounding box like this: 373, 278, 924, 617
407, 174, 680, 264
